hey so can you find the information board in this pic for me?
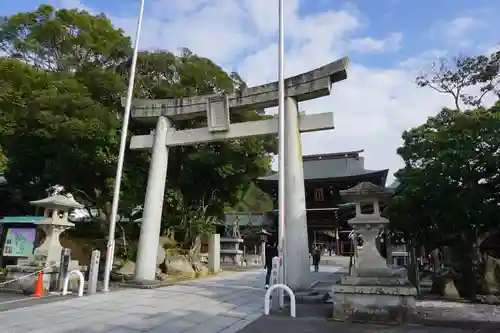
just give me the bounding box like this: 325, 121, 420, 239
2, 228, 36, 257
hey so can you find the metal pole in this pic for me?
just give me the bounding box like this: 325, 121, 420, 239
102, 0, 145, 292
277, 0, 286, 297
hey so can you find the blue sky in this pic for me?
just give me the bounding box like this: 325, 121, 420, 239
1, 0, 499, 178
3, 0, 498, 69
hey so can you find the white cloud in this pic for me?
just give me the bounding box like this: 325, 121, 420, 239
348, 32, 402, 53
57, 0, 88, 10
430, 16, 484, 49
51, 0, 496, 183
399, 49, 449, 71
443, 17, 479, 40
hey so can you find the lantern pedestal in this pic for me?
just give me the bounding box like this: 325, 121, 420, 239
331, 182, 417, 324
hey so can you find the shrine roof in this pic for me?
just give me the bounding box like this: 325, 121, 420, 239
258, 150, 388, 182
340, 181, 392, 197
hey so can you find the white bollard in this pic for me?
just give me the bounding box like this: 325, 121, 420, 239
88, 250, 100, 295
264, 284, 296, 317
62, 270, 85, 297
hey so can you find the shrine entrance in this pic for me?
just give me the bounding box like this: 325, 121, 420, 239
257, 150, 389, 257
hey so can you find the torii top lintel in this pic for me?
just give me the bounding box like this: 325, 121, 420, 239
124, 57, 349, 122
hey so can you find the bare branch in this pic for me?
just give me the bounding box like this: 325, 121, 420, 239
415, 51, 500, 111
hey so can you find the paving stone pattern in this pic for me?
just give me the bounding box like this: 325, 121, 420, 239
0, 270, 268, 333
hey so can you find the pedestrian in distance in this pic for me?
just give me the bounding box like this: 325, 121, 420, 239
312, 245, 321, 272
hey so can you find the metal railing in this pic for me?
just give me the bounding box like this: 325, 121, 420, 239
0, 262, 60, 289
264, 284, 296, 317
62, 270, 85, 297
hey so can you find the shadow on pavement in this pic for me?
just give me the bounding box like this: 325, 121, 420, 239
236, 315, 498, 333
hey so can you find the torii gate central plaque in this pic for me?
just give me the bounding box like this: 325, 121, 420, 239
126, 57, 349, 290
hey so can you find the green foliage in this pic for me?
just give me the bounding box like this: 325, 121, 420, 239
231, 182, 274, 213
0, 58, 118, 197
0, 5, 146, 224
386, 104, 500, 247
0, 5, 275, 248
0, 4, 131, 71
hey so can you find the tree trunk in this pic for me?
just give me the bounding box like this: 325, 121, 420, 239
453, 237, 479, 300
441, 246, 452, 266
430, 248, 441, 273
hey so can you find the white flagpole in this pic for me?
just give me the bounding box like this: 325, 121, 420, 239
103, 0, 146, 292
277, 0, 286, 307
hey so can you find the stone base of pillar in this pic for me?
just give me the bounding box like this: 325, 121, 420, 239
331, 270, 417, 324
331, 284, 417, 323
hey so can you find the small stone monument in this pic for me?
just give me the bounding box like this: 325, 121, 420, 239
6, 194, 84, 292
331, 182, 417, 323
220, 220, 244, 266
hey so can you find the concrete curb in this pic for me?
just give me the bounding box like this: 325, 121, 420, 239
116, 280, 170, 289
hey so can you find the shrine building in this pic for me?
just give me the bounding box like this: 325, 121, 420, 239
256, 150, 388, 250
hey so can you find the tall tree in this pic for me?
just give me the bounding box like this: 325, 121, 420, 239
0, 4, 130, 71
0, 6, 276, 251
386, 103, 500, 298
0, 5, 146, 228
416, 51, 500, 111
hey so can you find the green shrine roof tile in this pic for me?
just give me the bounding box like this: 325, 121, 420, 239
0, 216, 44, 224
258, 150, 388, 181
339, 181, 392, 198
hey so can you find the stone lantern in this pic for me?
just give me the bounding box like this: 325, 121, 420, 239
6, 194, 84, 293
340, 182, 392, 276
331, 182, 417, 323
256, 229, 272, 265
256, 229, 271, 243
30, 194, 84, 266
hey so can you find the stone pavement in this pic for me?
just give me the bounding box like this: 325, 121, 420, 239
0, 293, 78, 312
236, 316, 494, 333
0, 269, 268, 333
237, 303, 498, 333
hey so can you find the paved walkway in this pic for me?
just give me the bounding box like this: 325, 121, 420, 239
0, 270, 268, 333
237, 317, 492, 333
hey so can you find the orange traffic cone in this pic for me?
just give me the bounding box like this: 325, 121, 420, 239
32, 271, 44, 297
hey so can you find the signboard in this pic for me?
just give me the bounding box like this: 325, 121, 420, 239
206, 94, 230, 132
2, 228, 36, 257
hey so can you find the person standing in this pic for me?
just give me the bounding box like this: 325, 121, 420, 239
312, 245, 321, 272
264, 240, 278, 289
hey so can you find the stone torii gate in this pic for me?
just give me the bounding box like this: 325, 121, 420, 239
127, 57, 349, 290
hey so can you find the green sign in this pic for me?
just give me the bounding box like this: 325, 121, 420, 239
2, 228, 36, 257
